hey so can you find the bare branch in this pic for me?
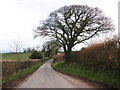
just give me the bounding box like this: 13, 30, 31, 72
34, 5, 114, 62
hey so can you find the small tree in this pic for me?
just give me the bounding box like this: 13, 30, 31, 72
34, 5, 114, 62
9, 40, 23, 53
9, 40, 23, 60
29, 50, 43, 59
42, 40, 61, 57
23, 47, 36, 53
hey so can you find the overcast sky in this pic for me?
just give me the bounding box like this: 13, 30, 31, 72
0, 0, 119, 53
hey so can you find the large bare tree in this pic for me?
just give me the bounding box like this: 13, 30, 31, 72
34, 5, 114, 62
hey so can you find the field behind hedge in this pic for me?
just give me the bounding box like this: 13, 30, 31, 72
1, 52, 48, 79
1, 52, 31, 60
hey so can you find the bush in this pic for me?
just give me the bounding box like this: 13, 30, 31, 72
53, 53, 64, 62
71, 36, 120, 75
29, 50, 43, 59
2, 60, 41, 78
53, 36, 120, 75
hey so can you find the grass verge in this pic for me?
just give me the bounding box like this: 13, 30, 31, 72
2, 59, 48, 86
52, 62, 119, 88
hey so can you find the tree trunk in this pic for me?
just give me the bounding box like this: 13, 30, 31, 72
65, 51, 71, 63
65, 47, 72, 63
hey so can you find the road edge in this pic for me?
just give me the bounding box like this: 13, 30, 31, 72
51, 62, 119, 89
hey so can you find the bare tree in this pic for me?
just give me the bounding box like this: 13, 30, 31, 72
9, 39, 23, 60
35, 45, 41, 51
34, 5, 114, 62
9, 40, 23, 53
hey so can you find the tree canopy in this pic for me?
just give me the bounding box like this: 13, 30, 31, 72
34, 5, 114, 62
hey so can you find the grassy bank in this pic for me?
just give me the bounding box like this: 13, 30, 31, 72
2, 59, 48, 85
52, 62, 119, 88
52, 37, 119, 88
2, 53, 31, 60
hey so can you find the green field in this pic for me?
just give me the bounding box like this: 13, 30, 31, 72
1, 53, 31, 60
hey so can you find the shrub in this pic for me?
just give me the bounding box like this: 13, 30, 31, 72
71, 36, 120, 75
53, 36, 120, 75
53, 53, 64, 62
2, 60, 41, 78
29, 50, 43, 59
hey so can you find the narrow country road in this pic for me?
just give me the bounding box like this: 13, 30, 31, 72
18, 59, 104, 88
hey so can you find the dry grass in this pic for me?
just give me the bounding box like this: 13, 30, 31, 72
52, 53, 64, 62
53, 36, 120, 75
52, 36, 120, 88
78, 37, 119, 73
2, 59, 47, 78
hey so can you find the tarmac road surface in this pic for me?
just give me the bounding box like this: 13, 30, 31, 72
18, 59, 104, 88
